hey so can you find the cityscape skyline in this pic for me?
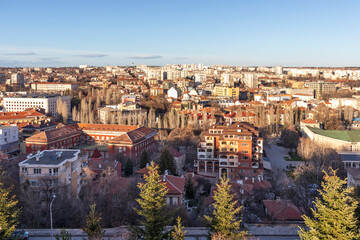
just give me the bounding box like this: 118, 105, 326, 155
1, 0, 360, 67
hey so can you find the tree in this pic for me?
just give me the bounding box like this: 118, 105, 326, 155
82, 204, 105, 240
125, 158, 133, 177
299, 169, 360, 240
280, 125, 299, 153
184, 176, 195, 200
159, 146, 176, 175
139, 150, 149, 169
171, 217, 186, 240
129, 162, 172, 240
205, 175, 247, 240
0, 176, 20, 238
55, 229, 72, 240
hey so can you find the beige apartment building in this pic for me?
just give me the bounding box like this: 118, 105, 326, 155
19, 149, 86, 198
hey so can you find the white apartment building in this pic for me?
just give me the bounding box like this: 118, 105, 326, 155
31, 82, 78, 93
3, 94, 70, 117
19, 149, 86, 198
8, 73, 25, 86
221, 74, 234, 86
195, 74, 206, 83
243, 73, 258, 88
0, 125, 19, 154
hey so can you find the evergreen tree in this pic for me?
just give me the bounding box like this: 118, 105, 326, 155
82, 204, 104, 240
205, 175, 247, 240
139, 150, 149, 169
170, 217, 186, 240
55, 229, 72, 240
0, 177, 20, 238
125, 158, 133, 177
129, 162, 172, 240
159, 146, 176, 175
184, 176, 195, 200
299, 169, 360, 240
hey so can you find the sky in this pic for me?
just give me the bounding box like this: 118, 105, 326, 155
0, 0, 359, 67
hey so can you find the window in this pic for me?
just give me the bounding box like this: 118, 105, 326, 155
54, 168, 58, 175
33, 168, 41, 174
241, 150, 248, 154
30, 180, 39, 187
241, 143, 248, 147
49, 169, 52, 175
241, 162, 249, 167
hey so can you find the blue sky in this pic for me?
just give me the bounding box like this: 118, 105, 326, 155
0, 0, 359, 67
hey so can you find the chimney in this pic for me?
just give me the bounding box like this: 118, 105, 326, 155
258, 175, 262, 182
237, 179, 243, 185
163, 175, 166, 182
36, 155, 40, 162
252, 177, 254, 183
192, 172, 195, 177
165, 170, 169, 175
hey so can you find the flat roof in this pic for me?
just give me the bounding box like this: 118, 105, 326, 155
21, 149, 79, 165
338, 151, 360, 162
6, 94, 61, 99
0, 125, 17, 130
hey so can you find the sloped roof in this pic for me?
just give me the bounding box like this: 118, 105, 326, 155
263, 200, 303, 221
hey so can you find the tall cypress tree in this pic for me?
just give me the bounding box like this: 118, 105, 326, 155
82, 204, 104, 240
129, 162, 172, 240
184, 176, 195, 200
299, 169, 360, 240
205, 174, 247, 240
159, 146, 176, 175
139, 150, 149, 169
125, 158, 133, 177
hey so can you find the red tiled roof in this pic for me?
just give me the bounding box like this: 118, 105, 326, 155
263, 200, 303, 221
301, 119, 318, 124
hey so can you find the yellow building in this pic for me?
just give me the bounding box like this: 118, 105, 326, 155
214, 86, 239, 98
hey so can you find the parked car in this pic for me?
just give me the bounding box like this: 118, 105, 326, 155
10, 230, 29, 240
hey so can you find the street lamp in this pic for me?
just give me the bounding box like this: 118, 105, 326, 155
50, 194, 56, 240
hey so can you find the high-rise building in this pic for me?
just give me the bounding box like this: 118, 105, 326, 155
0, 73, 5, 84
221, 74, 235, 86
10, 73, 25, 86
196, 122, 263, 180
243, 73, 258, 88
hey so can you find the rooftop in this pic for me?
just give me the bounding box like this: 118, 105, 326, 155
5, 94, 61, 99
20, 149, 79, 165
308, 126, 360, 142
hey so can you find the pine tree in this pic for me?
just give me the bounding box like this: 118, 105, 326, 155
158, 146, 176, 175
184, 176, 195, 200
205, 175, 247, 240
82, 204, 104, 240
125, 158, 133, 177
171, 217, 186, 240
0, 177, 20, 238
129, 162, 172, 240
139, 150, 149, 169
299, 169, 360, 240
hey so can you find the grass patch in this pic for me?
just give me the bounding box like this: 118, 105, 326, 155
284, 152, 304, 161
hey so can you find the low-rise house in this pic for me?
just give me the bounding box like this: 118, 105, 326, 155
0, 125, 19, 156
263, 199, 304, 222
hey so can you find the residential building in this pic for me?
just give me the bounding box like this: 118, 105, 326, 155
214, 86, 239, 98
0, 73, 5, 84
19, 149, 86, 198
308, 81, 336, 99
221, 74, 234, 86
196, 122, 264, 180
0, 125, 19, 154
9, 73, 25, 86
243, 73, 258, 88
3, 94, 70, 117
0, 109, 47, 125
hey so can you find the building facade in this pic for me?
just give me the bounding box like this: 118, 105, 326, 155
3, 94, 71, 117
19, 149, 86, 198
31, 82, 78, 93
0, 125, 19, 154
196, 122, 263, 180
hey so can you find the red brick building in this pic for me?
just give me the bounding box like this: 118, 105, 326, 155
25, 124, 157, 163
196, 122, 263, 180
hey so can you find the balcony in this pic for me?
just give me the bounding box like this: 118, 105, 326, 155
252, 162, 259, 168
